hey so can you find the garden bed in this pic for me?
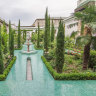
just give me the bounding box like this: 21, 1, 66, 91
0, 56, 16, 81
41, 56, 96, 80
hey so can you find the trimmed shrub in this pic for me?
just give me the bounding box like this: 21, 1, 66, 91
41, 56, 96, 80
0, 56, 16, 81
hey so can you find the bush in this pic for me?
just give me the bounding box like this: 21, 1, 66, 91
41, 56, 96, 80
0, 56, 16, 81
89, 50, 96, 68
34, 44, 43, 50
65, 37, 75, 49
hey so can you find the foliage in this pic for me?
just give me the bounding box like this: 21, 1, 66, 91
1, 22, 8, 54
31, 32, 37, 43
0, 57, 16, 81
18, 20, 21, 48
65, 36, 75, 49
40, 30, 44, 42
48, 15, 51, 47
89, 50, 96, 68
75, 6, 96, 24
81, 21, 84, 35
9, 21, 12, 55
0, 25, 4, 74
70, 31, 78, 39
56, 20, 64, 73
51, 20, 55, 42
91, 36, 96, 50
9, 21, 14, 56
10, 29, 14, 56
37, 23, 40, 48
76, 35, 92, 47
23, 30, 26, 40
44, 8, 49, 52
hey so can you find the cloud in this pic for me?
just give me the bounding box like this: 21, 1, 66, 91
0, 0, 78, 25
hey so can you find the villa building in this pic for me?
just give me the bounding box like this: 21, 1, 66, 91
32, 17, 66, 28
64, 0, 96, 37
32, 17, 66, 36
64, 15, 79, 36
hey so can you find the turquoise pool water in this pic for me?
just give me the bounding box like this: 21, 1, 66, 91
0, 44, 96, 96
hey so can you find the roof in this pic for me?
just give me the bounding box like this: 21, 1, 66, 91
64, 15, 75, 22
36, 17, 66, 20
20, 26, 33, 27
32, 17, 67, 26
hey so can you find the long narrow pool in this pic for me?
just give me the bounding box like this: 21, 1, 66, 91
0, 44, 96, 96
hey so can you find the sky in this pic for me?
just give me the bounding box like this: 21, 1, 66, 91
0, 0, 78, 26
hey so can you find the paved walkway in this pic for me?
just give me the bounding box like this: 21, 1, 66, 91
26, 59, 32, 80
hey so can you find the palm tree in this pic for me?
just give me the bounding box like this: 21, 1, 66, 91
74, 5, 96, 70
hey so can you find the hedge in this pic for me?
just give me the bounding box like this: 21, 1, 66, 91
0, 56, 16, 81
41, 56, 96, 80
15, 46, 23, 50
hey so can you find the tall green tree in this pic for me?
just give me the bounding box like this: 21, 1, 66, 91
0, 25, 4, 74
51, 20, 55, 42
23, 30, 26, 41
23, 30, 25, 40
25, 30, 26, 40
75, 5, 96, 69
48, 15, 51, 46
1, 22, 8, 53
44, 8, 49, 52
10, 30, 14, 56
9, 21, 11, 56
37, 22, 40, 48
18, 20, 21, 48
56, 20, 64, 73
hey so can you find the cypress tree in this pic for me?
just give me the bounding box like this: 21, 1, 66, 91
0, 25, 4, 74
44, 8, 49, 52
25, 30, 26, 40
2, 21, 8, 53
48, 15, 51, 47
56, 20, 64, 73
18, 20, 21, 48
23, 30, 26, 41
9, 21, 11, 56
51, 20, 55, 42
37, 22, 40, 48
10, 30, 14, 56
23, 30, 25, 40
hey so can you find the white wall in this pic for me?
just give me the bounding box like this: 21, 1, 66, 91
64, 16, 78, 37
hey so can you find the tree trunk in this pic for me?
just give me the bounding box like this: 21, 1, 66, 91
83, 26, 92, 70
83, 43, 91, 70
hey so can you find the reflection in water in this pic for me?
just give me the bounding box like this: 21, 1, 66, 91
0, 44, 96, 96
